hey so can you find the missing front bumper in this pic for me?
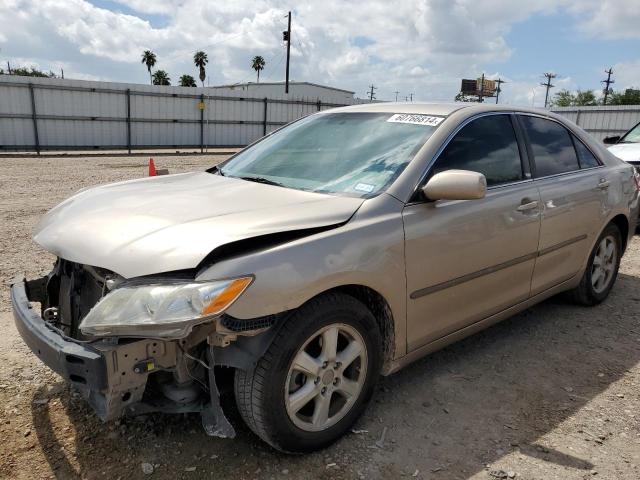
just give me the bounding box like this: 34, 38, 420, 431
11, 275, 204, 420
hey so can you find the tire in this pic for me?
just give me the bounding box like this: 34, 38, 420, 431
570, 223, 622, 306
234, 292, 383, 453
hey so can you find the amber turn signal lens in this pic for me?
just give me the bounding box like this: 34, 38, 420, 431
201, 277, 253, 316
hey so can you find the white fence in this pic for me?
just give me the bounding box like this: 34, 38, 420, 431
550, 105, 640, 142
0, 76, 362, 153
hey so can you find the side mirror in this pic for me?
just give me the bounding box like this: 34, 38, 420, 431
422, 169, 487, 201
603, 135, 621, 145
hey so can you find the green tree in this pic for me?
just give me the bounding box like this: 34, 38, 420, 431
608, 89, 640, 105
193, 51, 208, 87
141, 50, 157, 85
552, 89, 598, 107
574, 89, 597, 106
251, 55, 266, 83
152, 70, 171, 86
551, 89, 575, 107
179, 74, 197, 87
5, 66, 56, 77
454, 92, 477, 102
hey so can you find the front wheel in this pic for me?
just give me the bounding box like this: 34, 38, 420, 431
570, 223, 622, 305
234, 293, 382, 452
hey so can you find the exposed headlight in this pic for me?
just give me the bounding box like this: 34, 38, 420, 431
79, 276, 253, 338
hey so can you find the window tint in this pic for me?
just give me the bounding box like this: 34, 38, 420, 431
520, 116, 580, 177
573, 137, 600, 168
431, 115, 524, 187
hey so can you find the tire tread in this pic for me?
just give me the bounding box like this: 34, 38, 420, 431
233, 292, 380, 452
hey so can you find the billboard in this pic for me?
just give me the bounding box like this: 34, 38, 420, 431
460, 78, 496, 97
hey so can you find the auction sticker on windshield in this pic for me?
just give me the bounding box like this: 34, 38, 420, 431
387, 113, 444, 126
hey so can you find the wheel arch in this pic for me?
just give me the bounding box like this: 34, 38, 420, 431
319, 284, 396, 374
610, 213, 629, 253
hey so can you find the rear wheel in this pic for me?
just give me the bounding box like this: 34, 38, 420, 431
570, 223, 621, 305
234, 293, 382, 452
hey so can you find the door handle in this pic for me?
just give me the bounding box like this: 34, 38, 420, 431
597, 179, 610, 189
517, 200, 539, 212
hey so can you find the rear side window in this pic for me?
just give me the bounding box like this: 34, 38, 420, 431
520, 116, 580, 177
573, 138, 600, 168
432, 115, 524, 187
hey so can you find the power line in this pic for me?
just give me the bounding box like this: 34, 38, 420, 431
259, 51, 286, 82
367, 84, 377, 101
541, 72, 556, 108
601, 68, 614, 105
478, 73, 486, 103
495, 78, 506, 104
283, 11, 291, 93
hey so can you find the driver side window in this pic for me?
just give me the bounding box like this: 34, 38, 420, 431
431, 114, 525, 187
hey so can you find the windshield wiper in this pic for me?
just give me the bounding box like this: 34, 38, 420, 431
239, 176, 284, 187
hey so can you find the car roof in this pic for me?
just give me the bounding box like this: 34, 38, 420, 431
327, 102, 561, 120
328, 102, 467, 116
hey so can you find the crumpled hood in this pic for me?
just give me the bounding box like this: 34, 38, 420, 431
34, 172, 364, 278
608, 143, 640, 163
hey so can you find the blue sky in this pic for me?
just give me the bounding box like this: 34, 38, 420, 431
0, 1, 638, 105
488, 10, 638, 91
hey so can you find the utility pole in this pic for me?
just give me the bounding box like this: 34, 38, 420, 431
367, 84, 377, 101
283, 11, 291, 94
541, 72, 556, 108
495, 78, 506, 104
61, 68, 64, 79
478, 73, 485, 103
601, 68, 614, 105
394, 91, 399, 102
6, 61, 11, 75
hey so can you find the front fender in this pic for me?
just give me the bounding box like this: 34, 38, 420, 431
197, 194, 407, 358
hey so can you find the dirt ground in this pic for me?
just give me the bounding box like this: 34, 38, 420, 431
0, 154, 639, 480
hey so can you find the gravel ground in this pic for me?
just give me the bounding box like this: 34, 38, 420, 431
0, 155, 639, 480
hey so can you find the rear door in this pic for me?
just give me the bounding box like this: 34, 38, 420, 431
403, 113, 541, 351
517, 114, 609, 294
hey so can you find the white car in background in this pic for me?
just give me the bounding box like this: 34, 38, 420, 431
605, 121, 640, 171
606, 121, 640, 226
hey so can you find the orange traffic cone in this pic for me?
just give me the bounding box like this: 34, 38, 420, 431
148, 158, 157, 176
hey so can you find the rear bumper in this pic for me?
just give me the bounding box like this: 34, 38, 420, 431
11, 275, 107, 390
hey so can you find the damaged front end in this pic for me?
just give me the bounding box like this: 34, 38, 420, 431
11, 259, 281, 439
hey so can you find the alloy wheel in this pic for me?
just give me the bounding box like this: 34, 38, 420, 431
591, 235, 617, 294
285, 323, 368, 432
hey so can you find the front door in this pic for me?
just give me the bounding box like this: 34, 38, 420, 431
403, 113, 541, 351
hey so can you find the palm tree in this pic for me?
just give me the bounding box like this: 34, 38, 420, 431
179, 74, 197, 87
251, 55, 266, 83
141, 50, 157, 85
152, 70, 171, 86
193, 51, 208, 87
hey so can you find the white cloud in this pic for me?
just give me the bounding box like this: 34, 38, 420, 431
570, 0, 640, 40
0, 0, 637, 103
612, 61, 640, 90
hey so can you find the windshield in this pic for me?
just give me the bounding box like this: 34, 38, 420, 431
218, 112, 441, 197
620, 122, 640, 143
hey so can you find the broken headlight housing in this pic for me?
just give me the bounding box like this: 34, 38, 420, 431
79, 276, 253, 338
